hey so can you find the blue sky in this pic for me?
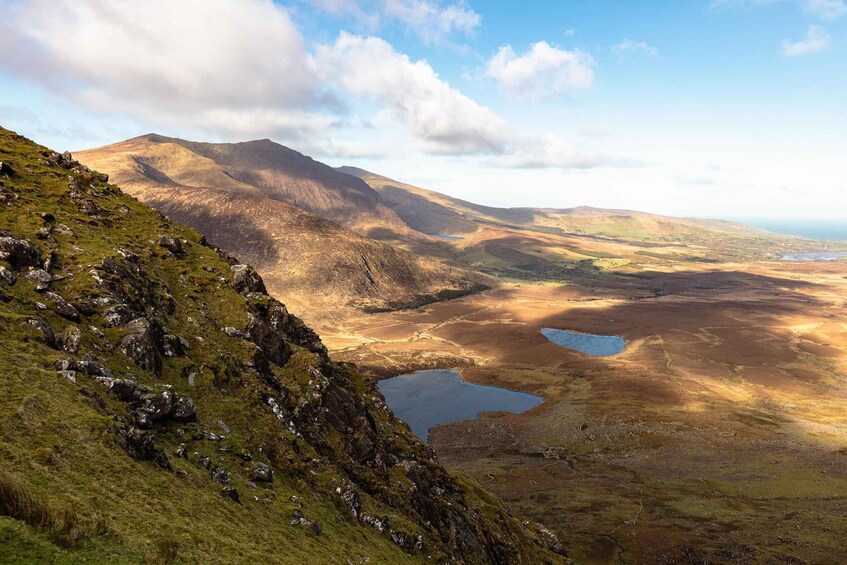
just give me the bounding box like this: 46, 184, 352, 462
0, 0, 844, 219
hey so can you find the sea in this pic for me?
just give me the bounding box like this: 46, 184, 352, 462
733, 218, 847, 241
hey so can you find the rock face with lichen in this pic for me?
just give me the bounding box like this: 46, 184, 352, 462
0, 126, 565, 564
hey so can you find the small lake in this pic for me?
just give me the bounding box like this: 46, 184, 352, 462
430, 234, 465, 241
377, 369, 543, 441
541, 328, 626, 356
780, 251, 847, 262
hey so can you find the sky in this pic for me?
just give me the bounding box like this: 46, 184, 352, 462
0, 0, 845, 220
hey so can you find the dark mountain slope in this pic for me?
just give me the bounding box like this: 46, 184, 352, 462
75, 136, 483, 318
0, 127, 564, 564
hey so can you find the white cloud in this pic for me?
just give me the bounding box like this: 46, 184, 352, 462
802, 0, 847, 19
781, 25, 831, 55
0, 0, 331, 143
302, 0, 480, 44
486, 41, 594, 100
494, 134, 640, 169
611, 39, 658, 56
316, 33, 508, 154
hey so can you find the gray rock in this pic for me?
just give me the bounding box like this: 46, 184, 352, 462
171, 395, 196, 421
210, 466, 230, 484
43, 291, 80, 321
230, 264, 266, 295
53, 224, 75, 237
109, 379, 140, 402
118, 318, 164, 374
57, 370, 77, 384
252, 463, 274, 483
27, 318, 56, 349
0, 161, 14, 176
157, 235, 183, 255
24, 269, 51, 292
0, 266, 16, 285
220, 486, 241, 504
0, 237, 40, 267
59, 325, 82, 354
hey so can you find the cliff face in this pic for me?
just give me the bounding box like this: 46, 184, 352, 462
75, 135, 484, 317
0, 127, 564, 563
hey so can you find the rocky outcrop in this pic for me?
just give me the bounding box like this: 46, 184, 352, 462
117, 318, 164, 375
231, 264, 266, 295
0, 236, 40, 267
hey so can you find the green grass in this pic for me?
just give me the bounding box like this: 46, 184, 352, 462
0, 127, 562, 563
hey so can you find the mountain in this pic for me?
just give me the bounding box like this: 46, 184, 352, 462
338, 167, 805, 277
0, 127, 563, 563
75, 136, 483, 318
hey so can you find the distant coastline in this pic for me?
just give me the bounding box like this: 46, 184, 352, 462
731, 218, 847, 241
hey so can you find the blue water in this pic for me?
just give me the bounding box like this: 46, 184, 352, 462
541, 328, 626, 356
377, 369, 543, 441
430, 234, 465, 241
735, 218, 847, 241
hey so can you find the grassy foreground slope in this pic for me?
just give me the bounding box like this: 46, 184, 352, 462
0, 127, 563, 564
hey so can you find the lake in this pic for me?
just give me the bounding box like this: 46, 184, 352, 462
541, 328, 626, 356
780, 251, 847, 262
377, 369, 543, 441
430, 234, 465, 241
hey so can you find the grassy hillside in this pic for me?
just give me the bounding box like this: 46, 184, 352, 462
0, 127, 563, 564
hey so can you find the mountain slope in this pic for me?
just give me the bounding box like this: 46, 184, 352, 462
338, 166, 765, 241
0, 127, 563, 563
75, 136, 482, 318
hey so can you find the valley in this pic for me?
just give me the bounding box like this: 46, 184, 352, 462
75, 136, 847, 564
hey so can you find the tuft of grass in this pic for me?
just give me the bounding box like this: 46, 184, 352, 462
149, 537, 179, 565
0, 469, 80, 548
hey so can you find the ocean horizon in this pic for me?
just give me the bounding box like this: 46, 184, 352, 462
729, 218, 847, 241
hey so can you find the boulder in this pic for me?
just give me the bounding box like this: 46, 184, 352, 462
24, 269, 51, 292
109, 379, 141, 402
59, 325, 82, 354
230, 264, 266, 295
122, 427, 157, 461
220, 486, 241, 504
157, 235, 183, 255
27, 318, 56, 349
0, 266, 15, 285
171, 395, 196, 421
0, 237, 40, 267
210, 466, 230, 484
0, 161, 14, 176
251, 463, 274, 483
246, 315, 292, 368
118, 318, 164, 374
43, 291, 80, 321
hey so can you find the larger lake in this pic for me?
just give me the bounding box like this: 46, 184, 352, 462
780, 251, 847, 262
377, 369, 543, 441
541, 328, 626, 356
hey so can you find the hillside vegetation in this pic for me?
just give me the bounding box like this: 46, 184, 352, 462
0, 127, 563, 564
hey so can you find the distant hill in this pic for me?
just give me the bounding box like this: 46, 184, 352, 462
77, 137, 483, 317
337, 166, 766, 241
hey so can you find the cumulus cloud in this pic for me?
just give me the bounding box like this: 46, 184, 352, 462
302, 0, 480, 44
316, 33, 508, 154
486, 41, 594, 100
0, 0, 333, 143
611, 39, 658, 56
781, 25, 831, 55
